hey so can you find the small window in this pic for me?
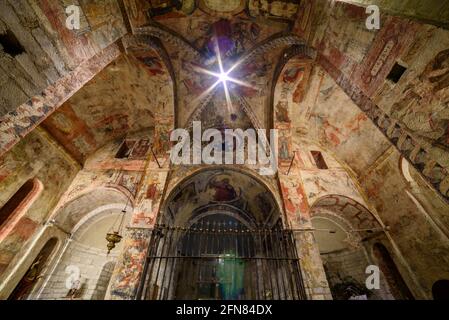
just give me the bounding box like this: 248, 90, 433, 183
0, 30, 25, 57
387, 62, 407, 83
115, 140, 136, 159
311, 151, 328, 169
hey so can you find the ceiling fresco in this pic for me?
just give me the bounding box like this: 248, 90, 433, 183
42, 53, 173, 163
157, 16, 294, 129
125, 0, 299, 28
37, 0, 305, 164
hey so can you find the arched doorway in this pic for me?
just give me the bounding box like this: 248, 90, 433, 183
36, 187, 132, 300
136, 168, 307, 300
8, 238, 58, 300
372, 243, 414, 300
310, 195, 392, 300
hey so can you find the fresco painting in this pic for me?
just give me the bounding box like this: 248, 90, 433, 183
130, 170, 168, 229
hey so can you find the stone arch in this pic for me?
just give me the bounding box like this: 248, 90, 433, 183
51, 186, 132, 233
92, 261, 116, 300
432, 279, 449, 300
139, 167, 308, 300
372, 243, 415, 300
175, 33, 313, 130
310, 195, 382, 238
398, 155, 449, 239
38, 199, 131, 300
160, 166, 283, 228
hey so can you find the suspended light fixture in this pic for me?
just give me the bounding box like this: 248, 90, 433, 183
106, 197, 129, 254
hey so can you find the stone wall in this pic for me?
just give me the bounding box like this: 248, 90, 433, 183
0, 129, 79, 283
0, 0, 126, 116
37, 241, 118, 300
322, 247, 393, 300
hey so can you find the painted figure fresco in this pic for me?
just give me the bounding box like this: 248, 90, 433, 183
208, 176, 239, 202
131, 139, 151, 159
110, 231, 150, 298
391, 49, 449, 147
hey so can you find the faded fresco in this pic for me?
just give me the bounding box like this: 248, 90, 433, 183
1, 0, 449, 301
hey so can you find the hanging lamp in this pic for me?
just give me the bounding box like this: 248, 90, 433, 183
106, 197, 129, 254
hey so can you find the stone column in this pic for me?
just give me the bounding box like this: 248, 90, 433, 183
278, 169, 332, 300
106, 160, 169, 300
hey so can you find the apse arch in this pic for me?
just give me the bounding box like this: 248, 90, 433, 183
139, 166, 308, 300
160, 166, 283, 228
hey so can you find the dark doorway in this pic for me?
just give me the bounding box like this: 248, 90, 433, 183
373, 243, 414, 300
432, 280, 449, 300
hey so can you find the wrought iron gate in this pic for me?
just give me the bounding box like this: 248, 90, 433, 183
136, 221, 307, 300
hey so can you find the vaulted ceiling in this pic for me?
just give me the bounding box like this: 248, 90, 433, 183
40, 0, 307, 163
1, 0, 448, 202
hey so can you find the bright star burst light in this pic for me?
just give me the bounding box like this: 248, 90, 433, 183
190, 38, 257, 112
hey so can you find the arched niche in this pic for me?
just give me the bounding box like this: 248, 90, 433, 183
8, 237, 58, 300
310, 195, 389, 300
37, 188, 132, 300
92, 261, 116, 300
137, 167, 308, 300
0, 178, 43, 241
160, 167, 283, 228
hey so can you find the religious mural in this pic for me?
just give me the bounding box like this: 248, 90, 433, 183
274, 58, 312, 167
390, 49, 449, 148
164, 169, 277, 226
41, 54, 172, 163
2, 0, 449, 302
130, 169, 168, 228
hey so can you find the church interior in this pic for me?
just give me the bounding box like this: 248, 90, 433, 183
0, 0, 449, 301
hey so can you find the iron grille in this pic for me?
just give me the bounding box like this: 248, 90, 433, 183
136, 220, 307, 300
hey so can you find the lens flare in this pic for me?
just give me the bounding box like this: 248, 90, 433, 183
190, 36, 259, 113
